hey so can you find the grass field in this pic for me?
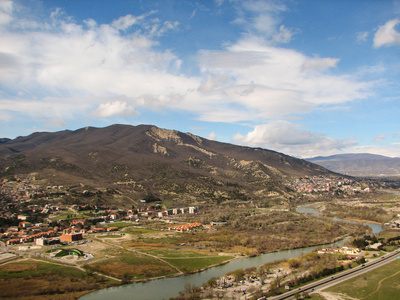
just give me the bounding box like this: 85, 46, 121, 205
123, 227, 158, 235
146, 249, 234, 272
86, 252, 177, 279
324, 258, 400, 300
0, 260, 85, 279
101, 234, 125, 238
163, 255, 233, 272
105, 222, 132, 228
0, 259, 117, 299
50, 210, 92, 220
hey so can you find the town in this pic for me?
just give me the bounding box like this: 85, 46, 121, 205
0, 174, 200, 248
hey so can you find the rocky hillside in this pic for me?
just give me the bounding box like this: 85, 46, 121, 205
0, 124, 334, 206
307, 153, 400, 177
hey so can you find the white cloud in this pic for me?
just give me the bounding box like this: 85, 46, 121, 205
356, 31, 369, 43
373, 19, 400, 48
0, 1, 375, 154
302, 57, 340, 72
194, 37, 369, 118
272, 25, 295, 44
45, 117, 67, 128
0, 7, 196, 111
233, 121, 358, 158
91, 100, 139, 118
0, 0, 12, 25
0, 96, 93, 124
373, 134, 386, 143
208, 132, 217, 140
112, 14, 140, 30
237, 0, 296, 44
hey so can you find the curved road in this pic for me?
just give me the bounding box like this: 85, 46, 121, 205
269, 248, 400, 300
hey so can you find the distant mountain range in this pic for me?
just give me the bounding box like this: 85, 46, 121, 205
0, 124, 335, 206
307, 153, 400, 177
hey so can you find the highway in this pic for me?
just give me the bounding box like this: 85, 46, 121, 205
269, 248, 400, 300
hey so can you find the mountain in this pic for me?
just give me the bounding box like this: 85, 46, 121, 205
307, 153, 400, 177
0, 138, 10, 144
0, 124, 335, 206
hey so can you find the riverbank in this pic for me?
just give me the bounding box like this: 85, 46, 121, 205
79, 204, 376, 300
341, 217, 382, 225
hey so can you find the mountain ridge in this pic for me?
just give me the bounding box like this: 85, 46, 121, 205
0, 124, 337, 206
307, 153, 400, 176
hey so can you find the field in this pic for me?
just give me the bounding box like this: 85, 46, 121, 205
0, 259, 118, 299
322, 258, 400, 300
146, 249, 234, 272
85, 250, 178, 280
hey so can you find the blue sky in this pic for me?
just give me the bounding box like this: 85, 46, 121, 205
0, 0, 399, 158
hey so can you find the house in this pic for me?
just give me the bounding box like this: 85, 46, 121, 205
188, 206, 198, 214
70, 218, 87, 227
107, 227, 118, 232
340, 247, 361, 255
19, 221, 33, 229
88, 228, 106, 233
168, 222, 203, 232
318, 248, 338, 254
158, 211, 167, 218
60, 232, 83, 242
6, 238, 21, 245
109, 213, 119, 220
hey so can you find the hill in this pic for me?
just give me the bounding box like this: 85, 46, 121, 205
307, 153, 400, 177
0, 124, 335, 206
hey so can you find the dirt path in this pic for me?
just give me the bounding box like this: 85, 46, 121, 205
318, 292, 358, 300
361, 269, 400, 299
95, 235, 184, 275
5, 255, 123, 282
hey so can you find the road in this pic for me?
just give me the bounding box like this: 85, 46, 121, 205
269, 248, 400, 300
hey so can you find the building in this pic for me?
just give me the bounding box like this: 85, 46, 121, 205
60, 232, 83, 242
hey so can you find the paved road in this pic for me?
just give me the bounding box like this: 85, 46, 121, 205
269, 248, 400, 300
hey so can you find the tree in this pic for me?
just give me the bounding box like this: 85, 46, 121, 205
233, 269, 245, 282
289, 258, 301, 268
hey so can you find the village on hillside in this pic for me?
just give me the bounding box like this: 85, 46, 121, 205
0, 175, 202, 249
0, 173, 389, 249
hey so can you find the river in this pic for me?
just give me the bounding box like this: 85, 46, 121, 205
80, 204, 382, 300
296, 203, 383, 234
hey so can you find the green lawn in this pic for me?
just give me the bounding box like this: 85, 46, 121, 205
325, 258, 400, 300
163, 255, 233, 272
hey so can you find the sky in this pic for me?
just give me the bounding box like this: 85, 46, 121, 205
0, 0, 399, 158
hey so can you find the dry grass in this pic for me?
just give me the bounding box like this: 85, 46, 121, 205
0, 262, 39, 272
